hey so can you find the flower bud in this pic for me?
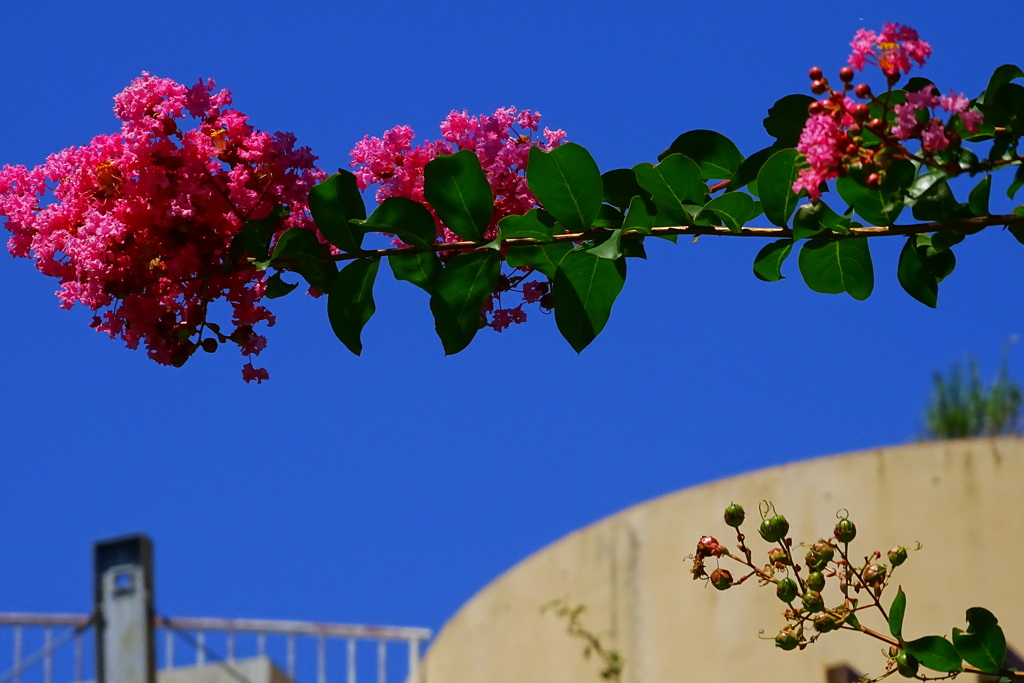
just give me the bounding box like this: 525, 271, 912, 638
866, 172, 882, 189
808, 66, 824, 81
759, 514, 790, 543
775, 629, 800, 651
888, 546, 908, 567
724, 503, 745, 528
855, 83, 873, 99
814, 612, 840, 633
850, 104, 870, 123
896, 651, 919, 678
776, 577, 798, 603
768, 548, 789, 567
863, 563, 887, 587
810, 80, 828, 95
710, 568, 733, 591
834, 519, 857, 543
805, 540, 835, 571
839, 66, 855, 83
201, 338, 219, 353
807, 571, 826, 591
868, 118, 886, 134
801, 590, 825, 613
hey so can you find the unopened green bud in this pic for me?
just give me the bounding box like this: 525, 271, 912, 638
724, 503, 745, 528
776, 578, 798, 603
801, 590, 825, 613
888, 546, 908, 567
807, 571, 826, 591
759, 514, 790, 543
775, 629, 800, 651
834, 519, 857, 543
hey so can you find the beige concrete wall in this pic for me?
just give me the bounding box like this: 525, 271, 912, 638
423, 438, 1024, 683
158, 656, 292, 683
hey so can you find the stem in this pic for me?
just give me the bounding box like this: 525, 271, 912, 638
327, 213, 1024, 263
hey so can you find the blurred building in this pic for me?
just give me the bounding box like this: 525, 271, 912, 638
421, 438, 1024, 683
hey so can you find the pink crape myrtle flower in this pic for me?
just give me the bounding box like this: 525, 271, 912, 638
793, 113, 845, 199
350, 107, 566, 332
849, 22, 931, 76
0, 73, 326, 382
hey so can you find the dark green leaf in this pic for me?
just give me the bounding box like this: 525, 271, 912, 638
969, 175, 992, 216
952, 608, 1006, 675
364, 197, 437, 249
702, 192, 755, 233
757, 149, 803, 227
554, 250, 626, 353
904, 77, 936, 94
979, 65, 1024, 106
633, 154, 706, 225
527, 143, 603, 231
836, 159, 915, 226
889, 587, 907, 639
505, 242, 573, 278
602, 168, 647, 211
799, 236, 874, 300
388, 251, 441, 293
763, 94, 815, 147
594, 204, 624, 229
498, 209, 557, 241
911, 176, 964, 224
238, 207, 286, 261
989, 83, 1024, 130
308, 171, 366, 253
424, 150, 494, 241
752, 239, 793, 282
265, 271, 299, 299
1010, 225, 1024, 244
658, 129, 743, 179
429, 251, 501, 355
728, 146, 777, 192
269, 227, 338, 293
1008, 166, 1024, 200
327, 258, 380, 355
905, 636, 963, 673
898, 236, 939, 308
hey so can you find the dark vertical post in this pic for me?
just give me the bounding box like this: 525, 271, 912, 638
94, 534, 156, 683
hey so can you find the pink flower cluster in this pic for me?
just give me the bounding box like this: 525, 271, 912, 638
0, 73, 326, 382
793, 25, 983, 201
350, 107, 566, 330
892, 88, 983, 152
849, 22, 931, 77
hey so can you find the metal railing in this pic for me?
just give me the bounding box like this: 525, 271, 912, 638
0, 613, 430, 683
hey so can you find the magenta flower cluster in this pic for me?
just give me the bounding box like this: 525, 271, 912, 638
849, 22, 931, 77
793, 25, 983, 203
0, 74, 326, 382
350, 108, 566, 331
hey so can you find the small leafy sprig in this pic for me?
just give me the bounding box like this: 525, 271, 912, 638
692, 502, 1019, 682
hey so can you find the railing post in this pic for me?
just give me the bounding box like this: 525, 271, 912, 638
94, 534, 156, 683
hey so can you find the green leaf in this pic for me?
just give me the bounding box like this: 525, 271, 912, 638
702, 192, 755, 233
1010, 225, 1024, 244
265, 271, 299, 299
752, 239, 793, 282
602, 168, 647, 211
969, 175, 992, 217
527, 143, 603, 231
308, 171, 366, 253
979, 64, 1024, 107
364, 197, 437, 249
757, 149, 803, 227
269, 227, 338, 293
990, 83, 1024, 130
728, 146, 777, 192
911, 176, 964, 224
952, 608, 1006, 675
763, 94, 815, 147
594, 204, 624, 229
505, 242, 573, 278
658, 130, 743, 180
904, 636, 963, 673
327, 258, 380, 356
793, 201, 849, 240
898, 235, 938, 307
889, 587, 907, 639
799, 236, 874, 300
424, 150, 494, 241
388, 251, 441, 293
588, 229, 623, 260
554, 250, 626, 353
238, 207, 287, 261
633, 154, 706, 225
429, 251, 501, 355
1008, 166, 1024, 201
836, 159, 915, 226
498, 209, 557, 241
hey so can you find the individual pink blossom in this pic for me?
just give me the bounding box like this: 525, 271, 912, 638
0, 73, 326, 382
793, 113, 844, 199
849, 23, 931, 76
920, 120, 951, 152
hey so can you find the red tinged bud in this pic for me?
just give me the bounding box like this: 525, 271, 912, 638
775, 629, 800, 651
888, 546, 908, 567
855, 83, 873, 99
834, 519, 857, 543
724, 503, 745, 527
811, 80, 828, 95
710, 568, 733, 590
808, 66, 824, 81
839, 66, 855, 83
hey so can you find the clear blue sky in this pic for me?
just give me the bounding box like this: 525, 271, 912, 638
1, 0, 1020, 658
